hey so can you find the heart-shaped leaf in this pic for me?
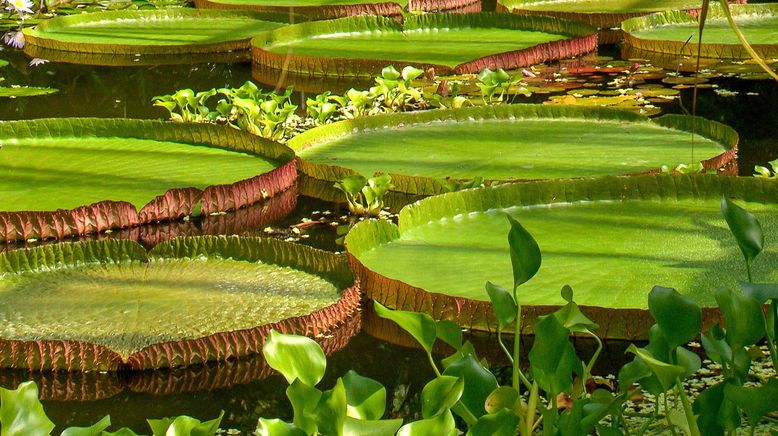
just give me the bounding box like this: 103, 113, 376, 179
721, 196, 764, 280
529, 315, 580, 396
715, 288, 765, 349
485, 281, 516, 330
648, 286, 702, 349
256, 419, 307, 436
263, 330, 327, 387
466, 409, 520, 436
443, 354, 498, 419
342, 371, 386, 421
61, 416, 111, 436
0, 381, 55, 436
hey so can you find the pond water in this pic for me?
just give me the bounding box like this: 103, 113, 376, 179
0, 7, 777, 433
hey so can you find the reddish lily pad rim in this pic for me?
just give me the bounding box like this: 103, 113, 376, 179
0, 236, 360, 371
289, 104, 738, 197
194, 0, 480, 19
344, 174, 777, 339
250, 13, 598, 78
0, 118, 296, 243
621, 3, 778, 60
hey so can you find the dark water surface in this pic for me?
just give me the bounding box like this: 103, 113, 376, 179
0, 26, 776, 433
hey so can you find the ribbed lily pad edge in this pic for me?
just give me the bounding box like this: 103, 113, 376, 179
0, 236, 361, 371
251, 13, 597, 77
290, 105, 737, 196
0, 118, 297, 243
621, 3, 778, 60
344, 174, 778, 338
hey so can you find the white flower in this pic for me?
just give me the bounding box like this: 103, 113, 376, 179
2, 30, 25, 49
6, 0, 33, 15
28, 57, 48, 67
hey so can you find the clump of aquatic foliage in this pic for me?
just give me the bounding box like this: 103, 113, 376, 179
152, 65, 536, 142
753, 158, 778, 178
333, 173, 394, 217
153, 82, 298, 141
0, 380, 224, 435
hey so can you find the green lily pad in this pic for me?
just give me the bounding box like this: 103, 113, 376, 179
0, 118, 296, 242
345, 174, 778, 338
23, 9, 296, 56
194, 0, 478, 19
251, 13, 597, 77
291, 105, 736, 195
0, 86, 58, 97
0, 236, 359, 371
622, 4, 778, 60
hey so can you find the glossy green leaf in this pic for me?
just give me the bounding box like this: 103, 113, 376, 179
315, 379, 347, 436
263, 330, 327, 387
342, 371, 386, 421
484, 386, 520, 414
721, 196, 764, 279
528, 315, 579, 395
396, 410, 457, 436
715, 288, 765, 349
724, 379, 778, 429
0, 381, 55, 436
103, 429, 141, 436
553, 285, 598, 333
507, 214, 541, 291
421, 376, 465, 419
151, 412, 223, 436
625, 345, 685, 392
466, 409, 520, 436
648, 285, 702, 349
373, 301, 437, 355
61, 416, 111, 436
485, 281, 516, 330
675, 346, 702, 377
435, 320, 463, 350
334, 175, 368, 197
286, 379, 321, 435
617, 358, 651, 393
256, 419, 307, 436
701, 324, 732, 366
442, 354, 498, 419
693, 382, 741, 436
441, 341, 478, 369
342, 417, 403, 436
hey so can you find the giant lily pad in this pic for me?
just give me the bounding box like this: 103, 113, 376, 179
0, 236, 360, 371
496, 0, 742, 44
346, 174, 778, 339
194, 0, 479, 20
23, 9, 297, 57
0, 311, 361, 400
622, 4, 778, 60
0, 118, 296, 242
291, 105, 737, 196
251, 13, 597, 77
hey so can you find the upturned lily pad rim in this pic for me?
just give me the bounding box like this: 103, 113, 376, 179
345, 174, 778, 339
290, 104, 738, 196
0, 236, 360, 371
0, 118, 297, 243
250, 13, 597, 77
194, 0, 479, 19
23, 9, 303, 55
621, 4, 778, 60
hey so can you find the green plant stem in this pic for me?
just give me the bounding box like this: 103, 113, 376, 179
427, 352, 441, 377
664, 394, 678, 436
453, 402, 478, 427
497, 328, 514, 364
763, 302, 778, 373
525, 381, 539, 436
513, 304, 522, 392
675, 379, 701, 436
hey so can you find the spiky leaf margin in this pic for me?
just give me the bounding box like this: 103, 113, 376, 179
0, 118, 296, 242
0, 236, 359, 371
345, 173, 778, 339
290, 105, 738, 196
251, 13, 597, 77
